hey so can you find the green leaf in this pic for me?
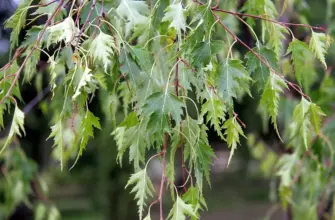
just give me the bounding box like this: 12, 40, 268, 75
182, 118, 215, 184
167, 196, 198, 220
308, 103, 325, 134
32, 1, 62, 19
217, 59, 252, 103
245, 47, 279, 91
4, 0, 30, 49
48, 120, 64, 170
191, 40, 224, 68
201, 92, 226, 139
260, 73, 287, 139
113, 123, 148, 169
143, 92, 185, 124
23, 48, 40, 82
182, 186, 207, 217
46, 17, 79, 48
116, 0, 149, 36
286, 39, 313, 86
89, 32, 116, 72
162, 2, 186, 41
125, 169, 155, 220
223, 117, 245, 166
21, 25, 43, 47
73, 67, 97, 100
276, 153, 298, 186
71, 110, 101, 168
290, 97, 312, 149
309, 31, 331, 68
262, 22, 288, 59
1, 106, 25, 154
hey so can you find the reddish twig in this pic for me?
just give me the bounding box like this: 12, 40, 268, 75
194, 0, 326, 32
159, 133, 168, 220
0, 0, 65, 106
211, 11, 311, 102
0, 74, 17, 85
233, 112, 246, 128
179, 58, 196, 73
77, 0, 97, 38
0, 48, 24, 72
214, 8, 327, 33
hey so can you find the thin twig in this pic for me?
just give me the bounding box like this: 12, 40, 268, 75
233, 112, 246, 128
214, 8, 327, 33
211, 11, 311, 101
194, 0, 327, 32
77, 0, 97, 38
0, 48, 24, 72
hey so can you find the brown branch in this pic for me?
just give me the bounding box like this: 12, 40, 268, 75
211, 11, 311, 102
194, 0, 326, 32
214, 8, 327, 33
0, 0, 65, 106
233, 112, 246, 128
77, 0, 97, 38
0, 74, 17, 85
159, 133, 168, 220
0, 48, 24, 72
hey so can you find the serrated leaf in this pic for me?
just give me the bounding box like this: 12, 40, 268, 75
125, 169, 155, 220
143, 92, 185, 124
23, 48, 40, 82
182, 186, 207, 216
21, 25, 43, 47
1, 106, 25, 154
4, 0, 30, 49
47, 120, 64, 170
167, 196, 198, 220
217, 59, 252, 103
308, 103, 325, 134
182, 118, 215, 184
32, 1, 61, 19
309, 31, 330, 68
191, 40, 224, 68
245, 47, 279, 91
260, 73, 287, 139
223, 117, 245, 166
276, 153, 298, 186
162, 2, 186, 41
262, 22, 288, 59
89, 32, 115, 72
113, 122, 148, 169
46, 17, 79, 48
73, 67, 97, 100
290, 97, 311, 149
116, 0, 149, 36
201, 93, 226, 139
71, 110, 101, 168
286, 39, 313, 86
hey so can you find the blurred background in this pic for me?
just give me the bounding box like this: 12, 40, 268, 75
0, 0, 334, 219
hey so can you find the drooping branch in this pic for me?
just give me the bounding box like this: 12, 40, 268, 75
210, 10, 312, 101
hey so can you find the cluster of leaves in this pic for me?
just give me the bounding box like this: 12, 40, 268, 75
0, 0, 334, 219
